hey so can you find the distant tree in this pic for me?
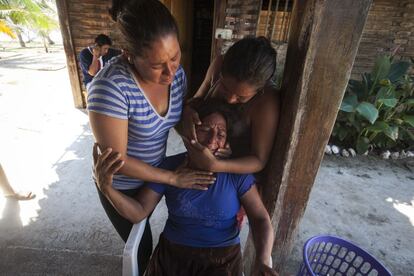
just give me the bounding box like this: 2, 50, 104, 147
0, 0, 58, 51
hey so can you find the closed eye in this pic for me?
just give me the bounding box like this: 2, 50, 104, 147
151, 65, 163, 70
197, 126, 210, 132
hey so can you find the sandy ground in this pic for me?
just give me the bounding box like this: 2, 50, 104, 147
0, 46, 413, 275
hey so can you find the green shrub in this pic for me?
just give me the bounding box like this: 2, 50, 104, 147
332, 55, 414, 153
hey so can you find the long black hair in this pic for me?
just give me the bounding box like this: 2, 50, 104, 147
222, 36, 277, 88
109, 0, 179, 57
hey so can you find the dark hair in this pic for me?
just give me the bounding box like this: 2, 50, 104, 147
95, 34, 112, 46
222, 36, 277, 88
109, 0, 179, 57
193, 99, 238, 137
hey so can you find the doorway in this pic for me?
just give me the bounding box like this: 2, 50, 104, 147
189, 0, 214, 94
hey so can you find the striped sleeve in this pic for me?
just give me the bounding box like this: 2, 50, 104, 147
87, 78, 129, 120
181, 68, 188, 98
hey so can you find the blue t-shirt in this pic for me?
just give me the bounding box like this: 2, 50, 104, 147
87, 56, 186, 190
147, 153, 255, 248
79, 47, 121, 86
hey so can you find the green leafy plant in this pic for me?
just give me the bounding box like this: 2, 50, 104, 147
332, 55, 414, 153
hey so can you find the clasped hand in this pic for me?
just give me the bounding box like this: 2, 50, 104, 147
93, 143, 216, 191
93, 144, 124, 193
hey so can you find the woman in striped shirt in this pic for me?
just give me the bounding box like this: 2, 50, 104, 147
87, 0, 215, 274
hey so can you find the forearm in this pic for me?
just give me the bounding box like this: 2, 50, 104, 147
102, 186, 149, 224
250, 216, 274, 264
119, 155, 174, 185
214, 155, 265, 174
175, 105, 194, 136
88, 56, 100, 76
175, 102, 202, 138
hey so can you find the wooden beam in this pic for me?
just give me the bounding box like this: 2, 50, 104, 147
211, 0, 227, 60
171, 0, 194, 86
243, 0, 372, 274
56, 0, 85, 108
252, 0, 263, 37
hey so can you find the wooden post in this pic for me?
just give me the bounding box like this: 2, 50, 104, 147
170, 0, 194, 86
56, 0, 85, 108
243, 0, 372, 274
211, 0, 227, 60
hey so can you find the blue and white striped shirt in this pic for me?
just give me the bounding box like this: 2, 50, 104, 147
87, 56, 186, 190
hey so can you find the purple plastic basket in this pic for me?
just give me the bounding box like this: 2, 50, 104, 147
298, 235, 392, 276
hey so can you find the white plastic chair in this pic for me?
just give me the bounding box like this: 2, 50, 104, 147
122, 218, 147, 276
122, 219, 272, 276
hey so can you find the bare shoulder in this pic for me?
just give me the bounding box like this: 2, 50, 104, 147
252, 87, 281, 115
209, 55, 224, 82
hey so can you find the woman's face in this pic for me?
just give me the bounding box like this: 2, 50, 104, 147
196, 112, 227, 154
215, 76, 259, 104
132, 34, 181, 85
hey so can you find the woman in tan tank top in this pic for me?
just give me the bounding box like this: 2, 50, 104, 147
181, 37, 281, 176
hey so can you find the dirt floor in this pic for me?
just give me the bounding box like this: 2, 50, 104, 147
0, 45, 413, 275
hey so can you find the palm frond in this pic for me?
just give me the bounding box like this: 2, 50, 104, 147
0, 18, 16, 38
1, 0, 58, 32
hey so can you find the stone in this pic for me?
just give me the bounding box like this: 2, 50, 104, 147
381, 150, 391, 159
331, 145, 340, 155
348, 148, 356, 157
406, 151, 414, 158
391, 152, 400, 160
325, 145, 332, 155
341, 149, 350, 157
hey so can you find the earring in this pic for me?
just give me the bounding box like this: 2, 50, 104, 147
128, 56, 133, 64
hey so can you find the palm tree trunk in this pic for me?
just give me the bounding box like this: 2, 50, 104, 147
46, 34, 55, 45
16, 30, 26, 48
42, 34, 49, 53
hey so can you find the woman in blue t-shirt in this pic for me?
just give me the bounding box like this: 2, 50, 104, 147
87, 0, 215, 273
93, 102, 278, 276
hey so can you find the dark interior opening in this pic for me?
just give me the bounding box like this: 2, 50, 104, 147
189, 0, 214, 95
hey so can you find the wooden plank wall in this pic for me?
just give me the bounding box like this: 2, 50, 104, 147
255, 0, 414, 80
57, 0, 119, 108
59, 0, 193, 108
56, 0, 85, 108
218, 0, 262, 54
352, 0, 414, 78
256, 11, 291, 42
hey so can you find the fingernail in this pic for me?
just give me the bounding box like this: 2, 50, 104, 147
191, 140, 196, 144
